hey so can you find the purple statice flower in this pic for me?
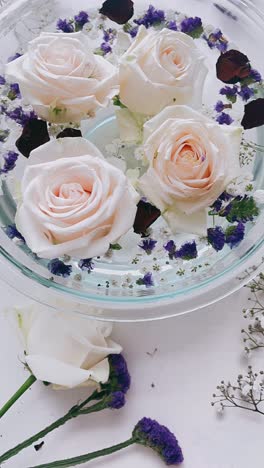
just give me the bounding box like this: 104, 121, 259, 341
108, 354, 131, 394
5, 106, 36, 126
103, 28, 116, 42
134, 5, 165, 28
238, 86, 255, 102
0, 151, 18, 174
78, 258, 94, 273
8, 83, 21, 100
250, 69, 262, 83
167, 20, 178, 31
206, 29, 228, 53
219, 191, 233, 202
47, 259, 72, 278
225, 222, 245, 249
164, 240, 177, 260
100, 42, 112, 55
56, 18, 74, 33
107, 391, 126, 409
0, 129, 9, 143
176, 241, 198, 260
207, 226, 225, 252
129, 26, 139, 38
0, 75, 6, 85
136, 272, 154, 288
215, 100, 225, 113
7, 53, 22, 63
139, 238, 157, 255
210, 197, 223, 213
4, 224, 25, 242
220, 85, 238, 99
180, 16, 202, 34
216, 112, 234, 125
133, 417, 184, 465
74, 11, 89, 29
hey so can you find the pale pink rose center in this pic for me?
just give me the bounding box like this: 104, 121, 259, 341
57, 182, 91, 202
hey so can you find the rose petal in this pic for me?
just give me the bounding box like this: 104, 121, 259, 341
216, 49, 251, 84
99, 0, 134, 24
241, 98, 264, 129
16, 119, 50, 158
133, 199, 161, 235
57, 128, 82, 139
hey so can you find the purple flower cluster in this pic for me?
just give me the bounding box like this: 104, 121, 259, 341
167, 20, 178, 31
208, 222, 245, 251
139, 238, 157, 255
4, 225, 25, 242
107, 391, 126, 409
215, 100, 225, 113
216, 112, 234, 125
225, 222, 245, 248
164, 240, 198, 261
0, 75, 6, 85
47, 259, 72, 278
100, 42, 112, 55
0, 151, 18, 174
129, 26, 139, 38
108, 354, 131, 394
238, 86, 255, 102
180, 16, 202, 35
250, 69, 262, 83
133, 417, 184, 465
8, 83, 21, 100
134, 5, 165, 28
164, 240, 177, 260
136, 272, 154, 288
56, 18, 74, 33
74, 11, 89, 29
5, 106, 37, 127
220, 85, 238, 100
176, 241, 198, 260
207, 226, 225, 252
205, 29, 228, 53
78, 258, 94, 273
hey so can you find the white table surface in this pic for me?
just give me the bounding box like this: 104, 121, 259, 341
1, 0, 264, 467
1, 279, 264, 468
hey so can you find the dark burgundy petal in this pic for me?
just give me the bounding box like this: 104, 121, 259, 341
16, 119, 50, 158
241, 98, 264, 129
216, 49, 251, 84
56, 128, 82, 139
99, 0, 134, 24
133, 200, 161, 236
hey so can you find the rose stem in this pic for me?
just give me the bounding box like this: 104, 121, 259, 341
0, 374, 37, 419
29, 438, 135, 468
0, 391, 105, 464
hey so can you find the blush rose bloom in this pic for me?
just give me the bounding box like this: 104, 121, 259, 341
5, 32, 118, 123
14, 304, 121, 389
119, 26, 208, 116
139, 106, 242, 235
15, 137, 139, 259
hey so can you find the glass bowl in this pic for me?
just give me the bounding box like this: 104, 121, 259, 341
0, 0, 263, 321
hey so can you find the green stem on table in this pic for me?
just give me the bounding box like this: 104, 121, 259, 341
0, 391, 106, 464
29, 438, 135, 468
0, 374, 37, 419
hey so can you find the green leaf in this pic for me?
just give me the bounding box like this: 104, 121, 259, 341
110, 243, 122, 250
222, 196, 259, 223
113, 95, 127, 108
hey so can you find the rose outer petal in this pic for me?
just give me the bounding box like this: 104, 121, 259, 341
216, 49, 251, 84
241, 98, 264, 130
99, 0, 134, 24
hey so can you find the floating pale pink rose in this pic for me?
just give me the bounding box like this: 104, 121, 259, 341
119, 26, 208, 116
5, 32, 118, 123
15, 137, 139, 259
139, 106, 243, 235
